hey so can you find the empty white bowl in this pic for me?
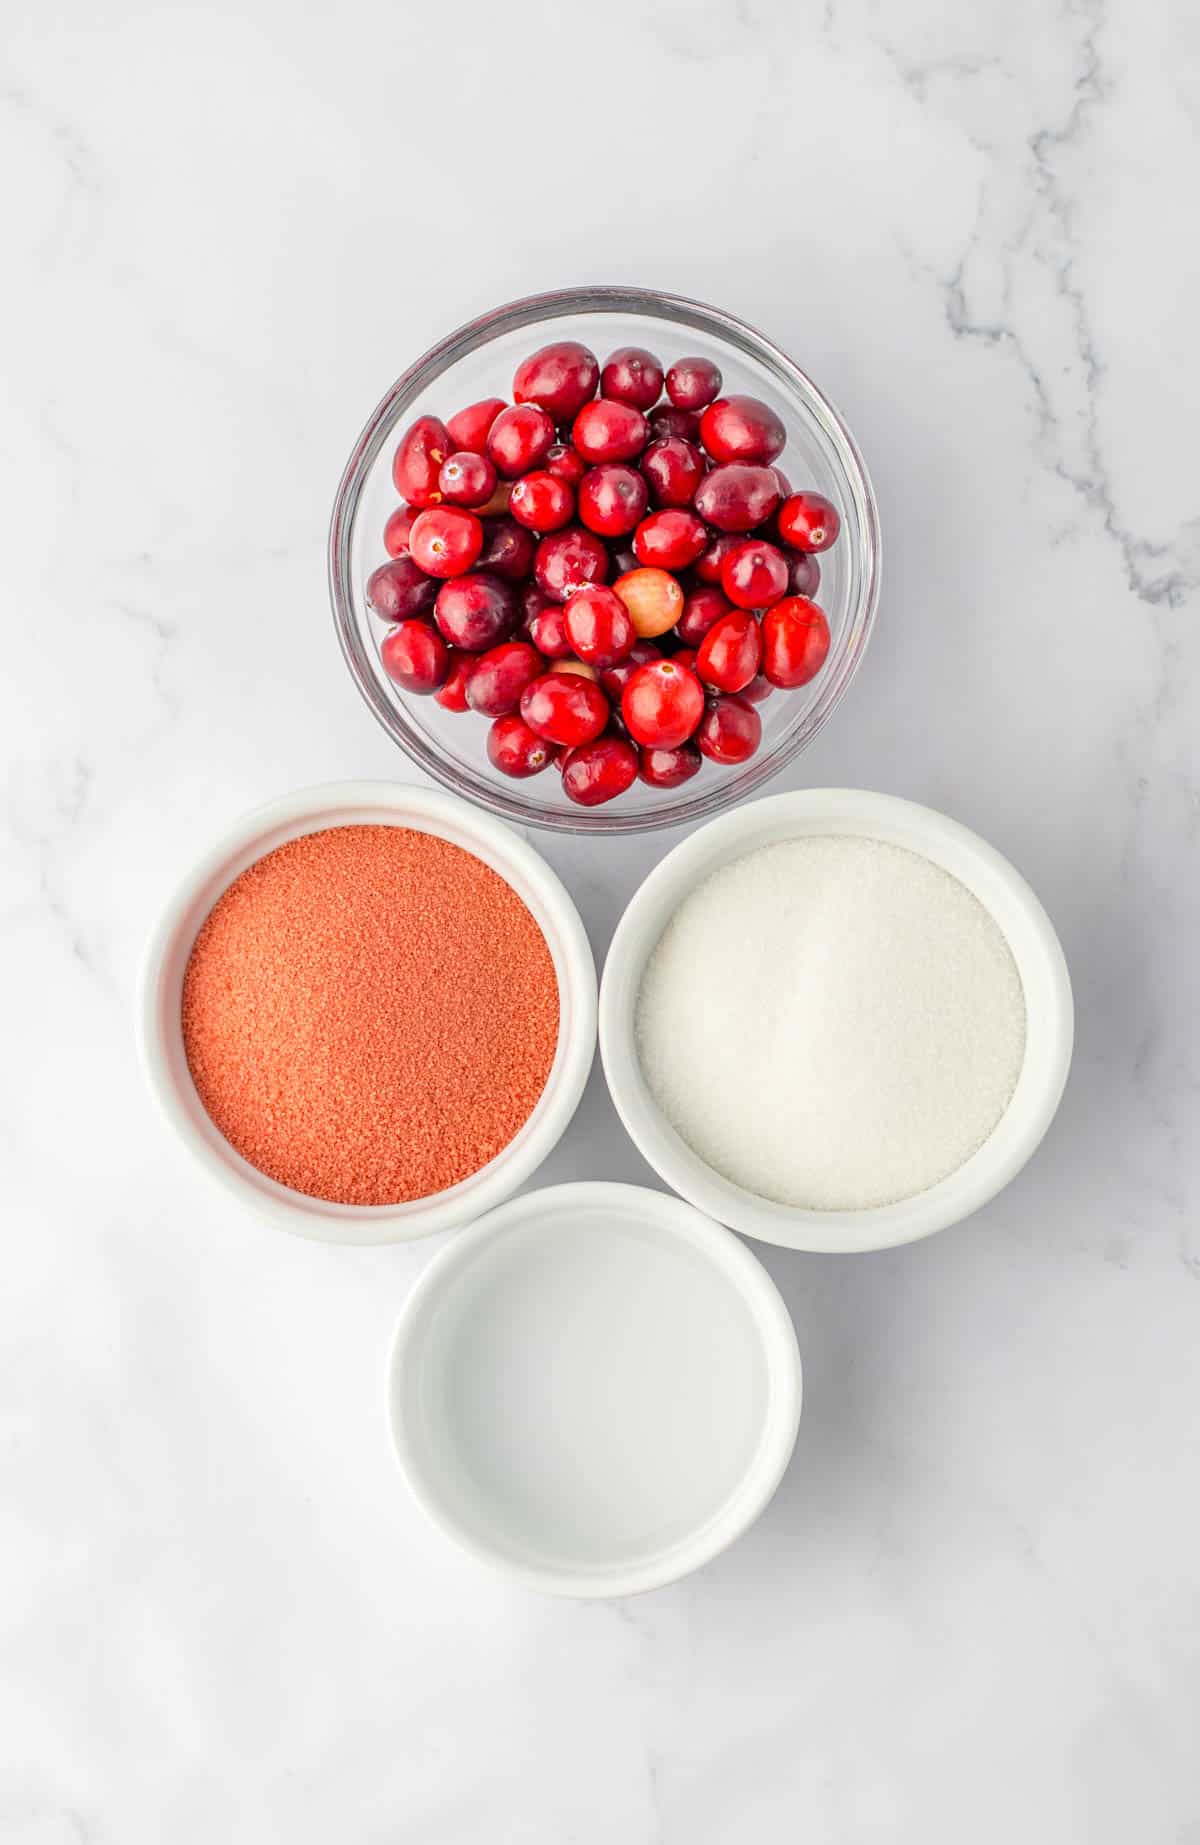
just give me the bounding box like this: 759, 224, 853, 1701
599, 790, 1073, 1254
388, 1182, 802, 1596
137, 782, 596, 1244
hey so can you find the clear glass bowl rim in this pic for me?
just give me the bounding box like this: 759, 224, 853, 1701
328, 284, 881, 835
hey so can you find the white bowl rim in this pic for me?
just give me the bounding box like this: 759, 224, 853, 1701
136, 780, 597, 1244
599, 789, 1074, 1254
387, 1180, 803, 1598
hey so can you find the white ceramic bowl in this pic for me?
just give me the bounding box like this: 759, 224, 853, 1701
138, 782, 596, 1244
599, 790, 1074, 1254
388, 1182, 802, 1597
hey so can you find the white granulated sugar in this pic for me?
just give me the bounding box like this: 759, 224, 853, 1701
635, 836, 1027, 1211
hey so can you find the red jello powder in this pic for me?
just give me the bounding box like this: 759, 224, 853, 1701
181, 824, 559, 1205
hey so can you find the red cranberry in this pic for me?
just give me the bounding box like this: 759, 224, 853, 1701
472, 479, 514, 518
487, 404, 556, 477
513, 341, 600, 421
466, 640, 545, 716
545, 442, 588, 485
434, 572, 519, 652
740, 672, 774, 705
598, 638, 662, 701
621, 658, 705, 749
760, 597, 831, 688
609, 544, 639, 576
694, 464, 782, 533
434, 648, 474, 711
639, 741, 702, 789
438, 451, 497, 508
577, 465, 649, 538
778, 490, 841, 553
695, 693, 762, 764
391, 415, 451, 507
647, 404, 701, 443
487, 714, 555, 777
534, 526, 611, 602
676, 585, 732, 646
665, 356, 722, 411
509, 470, 574, 532
366, 556, 437, 622
477, 517, 537, 582
380, 619, 449, 694
670, 645, 698, 673
561, 735, 638, 806
694, 532, 742, 585
640, 436, 705, 508
613, 566, 685, 638
772, 466, 792, 497
548, 658, 598, 680
699, 395, 786, 465
383, 505, 417, 557
721, 538, 790, 609
409, 506, 484, 579
520, 671, 610, 747
633, 508, 708, 571
696, 610, 762, 693
600, 347, 664, 411
786, 552, 822, 598
446, 398, 507, 455
563, 584, 636, 669
522, 596, 574, 659
573, 399, 648, 464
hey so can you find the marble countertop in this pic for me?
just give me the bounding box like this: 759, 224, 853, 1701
4, 1, 1198, 1838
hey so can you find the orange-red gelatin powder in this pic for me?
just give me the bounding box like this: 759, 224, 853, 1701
181, 825, 560, 1205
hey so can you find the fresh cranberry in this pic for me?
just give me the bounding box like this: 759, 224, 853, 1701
383, 505, 417, 557
740, 672, 774, 705
545, 442, 588, 485
487, 404, 556, 477
695, 693, 762, 764
549, 658, 599, 680
699, 395, 786, 465
696, 610, 762, 693
366, 556, 437, 622
438, 450, 497, 508
391, 415, 451, 507
639, 741, 702, 789
434, 649, 474, 710
380, 619, 449, 694
472, 479, 514, 518
598, 638, 662, 701
573, 399, 648, 464
721, 538, 790, 609
466, 640, 545, 716
772, 466, 792, 497
563, 584, 635, 669
600, 347, 664, 410
693, 464, 783, 533
670, 645, 698, 673
577, 464, 648, 537
665, 357, 722, 411
676, 585, 732, 645
778, 490, 841, 553
487, 714, 555, 777
561, 736, 638, 806
520, 671, 609, 747
609, 545, 639, 576
522, 596, 574, 659
760, 597, 831, 688
612, 566, 685, 638
446, 398, 507, 455
647, 404, 701, 443
409, 506, 484, 578
534, 526, 610, 602
694, 532, 742, 584
621, 658, 705, 749
477, 517, 537, 582
786, 552, 821, 597
509, 470, 574, 532
434, 572, 519, 651
633, 508, 708, 572
640, 436, 704, 508
513, 341, 600, 421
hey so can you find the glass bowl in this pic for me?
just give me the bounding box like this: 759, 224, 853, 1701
329, 286, 880, 835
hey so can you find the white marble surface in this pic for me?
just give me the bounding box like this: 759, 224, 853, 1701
3, 0, 1198, 1837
